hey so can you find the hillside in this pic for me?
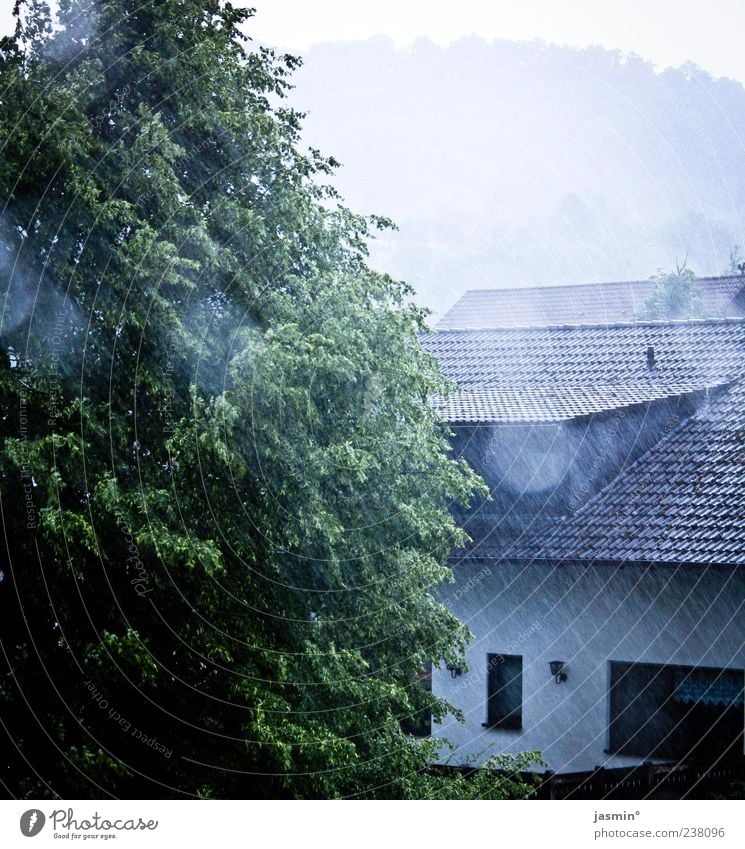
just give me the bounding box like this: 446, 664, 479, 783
286, 36, 745, 316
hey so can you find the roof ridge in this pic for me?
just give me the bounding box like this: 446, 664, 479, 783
451, 273, 745, 298
448, 381, 727, 392
431, 316, 745, 334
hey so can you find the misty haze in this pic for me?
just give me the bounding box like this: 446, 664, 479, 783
287, 36, 745, 315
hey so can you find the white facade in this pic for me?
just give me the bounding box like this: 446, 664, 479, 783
432, 559, 745, 774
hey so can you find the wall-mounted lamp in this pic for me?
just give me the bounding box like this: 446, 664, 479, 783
446, 663, 463, 679
549, 660, 567, 684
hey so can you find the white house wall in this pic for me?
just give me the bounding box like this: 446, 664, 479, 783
433, 560, 745, 774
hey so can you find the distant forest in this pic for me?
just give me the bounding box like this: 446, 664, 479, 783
287, 37, 745, 315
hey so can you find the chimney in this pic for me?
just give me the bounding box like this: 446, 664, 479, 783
646, 345, 656, 370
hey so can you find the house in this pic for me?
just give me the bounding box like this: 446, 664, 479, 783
436, 274, 745, 329
421, 275, 745, 788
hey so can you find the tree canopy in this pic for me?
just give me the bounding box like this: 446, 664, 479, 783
0, 0, 537, 798
636, 264, 708, 320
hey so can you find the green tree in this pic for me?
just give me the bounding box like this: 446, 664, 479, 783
0, 0, 538, 798
726, 244, 745, 275
636, 260, 708, 320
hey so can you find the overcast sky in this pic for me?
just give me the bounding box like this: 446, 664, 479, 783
1, 1, 745, 84
248, 1, 745, 83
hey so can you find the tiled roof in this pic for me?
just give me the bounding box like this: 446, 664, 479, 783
424, 320, 745, 390
431, 383, 723, 423
524, 379, 745, 565
422, 315, 745, 567
436, 275, 745, 330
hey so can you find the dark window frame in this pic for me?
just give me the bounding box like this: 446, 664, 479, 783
484, 653, 523, 731
607, 660, 744, 761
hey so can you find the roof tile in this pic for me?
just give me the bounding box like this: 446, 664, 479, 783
425, 314, 745, 567
437, 275, 745, 330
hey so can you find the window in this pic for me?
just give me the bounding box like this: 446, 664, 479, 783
484, 653, 522, 730
403, 662, 432, 738
608, 661, 744, 763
